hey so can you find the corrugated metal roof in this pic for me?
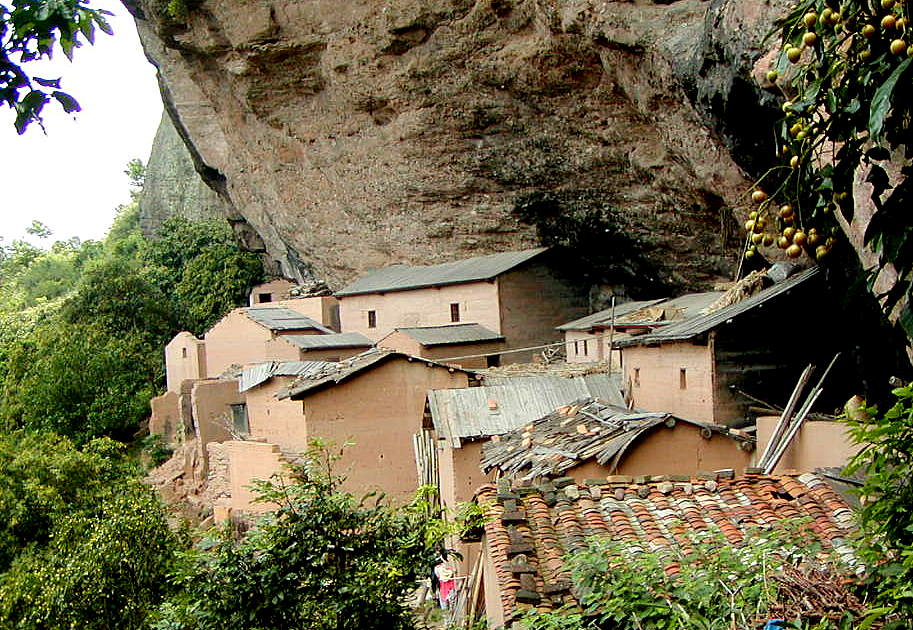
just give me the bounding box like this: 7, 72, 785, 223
280, 348, 478, 399
239, 360, 337, 392
393, 323, 504, 347
284, 332, 374, 350
427, 374, 625, 447
479, 397, 753, 480
617, 266, 820, 347
335, 247, 548, 296
244, 306, 334, 332
556, 299, 664, 331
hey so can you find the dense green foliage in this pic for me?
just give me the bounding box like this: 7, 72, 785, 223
752, 0, 913, 330
154, 452, 448, 630
525, 524, 862, 630
0, 198, 264, 443
846, 388, 913, 627
0, 432, 181, 629
0, 0, 112, 132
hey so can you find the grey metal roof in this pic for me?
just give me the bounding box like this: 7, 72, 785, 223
479, 397, 754, 480
244, 306, 334, 333
239, 360, 337, 392
284, 332, 374, 351
426, 374, 625, 447
335, 247, 548, 296
280, 348, 477, 400
556, 299, 665, 331
616, 266, 820, 347
392, 323, 504, 347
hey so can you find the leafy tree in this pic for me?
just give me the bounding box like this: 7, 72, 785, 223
154, 450, 448, 630
751, 0, 912, 332
24, 220, 51, 239
0, 323, 161, 441
846, 388, 913, 627
0, 0, 112, 132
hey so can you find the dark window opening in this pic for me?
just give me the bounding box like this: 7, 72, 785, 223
680, 368, 687, 389
450, 303, 460, 322
181, 347, 188, 358
573, 341, 579, 355
230, 403, 249, 435
486, 354, 501, 368
257, 293, 272, 303
582, 339, 588, 356
634, 368, 640, 388
367, 310, 377, 329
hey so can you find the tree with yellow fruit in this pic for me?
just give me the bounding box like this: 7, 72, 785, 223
746, 0, 913, 336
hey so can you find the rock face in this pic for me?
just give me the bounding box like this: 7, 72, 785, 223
128, 0, 790, 292
139, 113, 229, 237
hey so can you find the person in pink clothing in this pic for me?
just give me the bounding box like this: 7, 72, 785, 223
434, 561, 456, 609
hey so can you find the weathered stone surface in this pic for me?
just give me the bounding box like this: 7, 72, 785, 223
129, 0, 792, 289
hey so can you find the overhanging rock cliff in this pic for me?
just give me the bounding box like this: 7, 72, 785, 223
128, 0, 789, 292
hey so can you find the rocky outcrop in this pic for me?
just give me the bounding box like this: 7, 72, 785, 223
139, 112, 228, 237
128, 0, 792, 291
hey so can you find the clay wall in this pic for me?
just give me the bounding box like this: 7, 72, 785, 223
208, 440, 289, 519
249, 278, 297, 305
379, 331, 503, 369
438, 439, 492, 515
302, 358, 470, 503
279, 295, 340, 330
755, 415, 861, 473
296, 346, 368, 362
497, 261, 589, 363
564, 330, 603, 364
244, 376, 309, 454
337, 281, 502, 343
622, 341, 716, 423
204, 309, 302, 377
191, 379, 244, 473
165, 331, 206, 392
150, 391, 181, 443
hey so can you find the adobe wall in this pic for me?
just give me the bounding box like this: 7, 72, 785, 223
207, 440, 288, 518
574, 422, 752, 478
191, 379, 244, 473
337, 281, 501, 342
303, 358, 470, 503
380, 331, 504, 369
497, 261, 589, 363
564, 330, 603, 364
756, 415, 861, 473
481, 537, 506, 629
150, 391, 181, 443
245, 377, 309, 454
622, 341, 716, 422
438, 439, 492, 514
280, 296, 340, 331
296, 346, 368, 362
204, 309, 301, 377
249, 278, 297, 305
165, 331, 206, 392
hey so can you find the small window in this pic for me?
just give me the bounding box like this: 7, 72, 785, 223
634, 367, 640, 388
582, 339, 588, 356
257, 292, 272, 303
450, 303, 460, 322
486, 354, 501, 368
573, 340, 580, 355
230, 403, 249, 435
181, 347, 188, 359
680, 368, 687, 390
367, 310, 377, 329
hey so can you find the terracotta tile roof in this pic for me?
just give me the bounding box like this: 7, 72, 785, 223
480, 398, 754, 480
477, 471, 859, 622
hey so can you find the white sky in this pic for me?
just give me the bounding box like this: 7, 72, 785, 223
0, 0, 163, 244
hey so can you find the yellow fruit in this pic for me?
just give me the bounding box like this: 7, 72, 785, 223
783, 226, 797, 240
897, 17, 908, 29
804, 12, 818, 27
803, 31, 818, 46
751, 232, 764, 244
862, 24, 877, 38
883, 15, 897, 29
793, 230, 808, 247
745, 219, 756, 232
816, 245, 830, 260
778, 236, 790, 249
745, 247, 756, 259
751, 190, 768, 203
787, 244, 803, 258
891, 39, 908, 55
767, 70, 779, 83
796, 130, 808, 141
882, 0, 895, 9
782, 101, 794, 113
748, 210, 758, 219
790, 155, 800, 168
807, 232, 820, 246
779, 204, 795, 218
860, 48, 873, 61
763, 234, 775, 247
755, 217, 767, 231
787, 46, 803, 63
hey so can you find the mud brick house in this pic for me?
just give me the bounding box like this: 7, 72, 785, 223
425, 375, 623, 516
472, 471, 859, 627
480, 397, 754, 482
558, 292, 721, 365
378, 323, 506, 369
272, 348, 480, 503
163, 305, 335, 391
334, 247, 589, 363
617, 267, 826, 426
248, 278, 297, 305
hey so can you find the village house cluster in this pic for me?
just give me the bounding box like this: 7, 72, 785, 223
149, 248, 862, 627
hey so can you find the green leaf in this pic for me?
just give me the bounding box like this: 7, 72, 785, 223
51, 90, 80, 114
869, 58, 912, 139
